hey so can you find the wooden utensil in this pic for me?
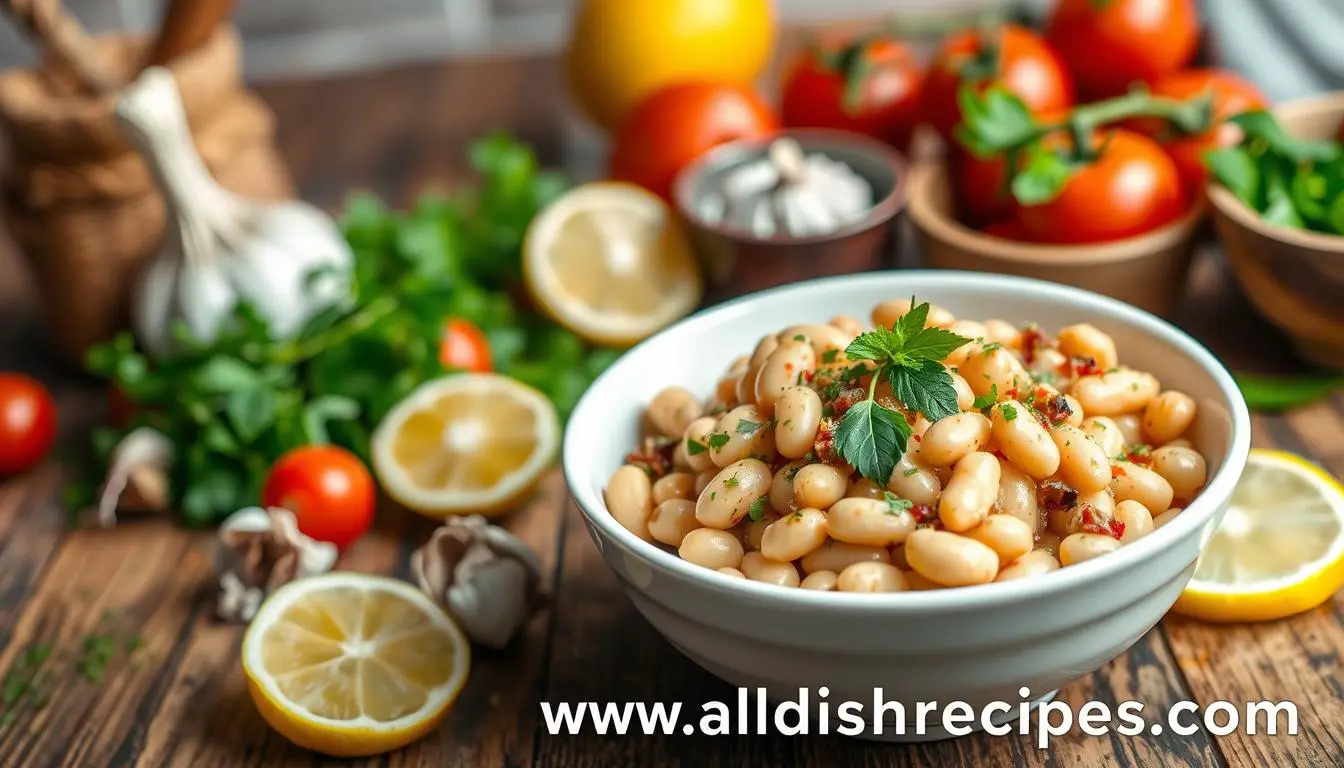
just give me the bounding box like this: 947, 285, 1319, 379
147, 0, 235, 67
1, 0, 117, 94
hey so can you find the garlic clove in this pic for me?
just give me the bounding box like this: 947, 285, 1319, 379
93, 427, 173, 528
445, 559, 531, 649
214, 506, 338, 623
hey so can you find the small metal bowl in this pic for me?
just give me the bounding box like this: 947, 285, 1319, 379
672, 129, 907, 300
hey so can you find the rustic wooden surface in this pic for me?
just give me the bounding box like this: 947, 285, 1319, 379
1, 53, 1343, 768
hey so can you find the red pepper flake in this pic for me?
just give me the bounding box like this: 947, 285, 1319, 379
1111, 464, 1127, 478
910, 503, 939, 525
1124, 445, 1153, 465
1020, 325, 1047, 365
912, 433, 922, 443
814, 418, 842, 465
1079, 504, 1126, 540
1070, 355, 1103, 378
1038, 481, 1079, 512
1005, 387, 1020, 401
829, 387, 867, 418
624, 436, 676, 479
803, 370, 815, 383
1039, 394, 1073, 426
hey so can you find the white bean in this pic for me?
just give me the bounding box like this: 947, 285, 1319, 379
996, 550, 1061, 582
696, 459, 772, 530
1056, 324, 1119, 371
1059, 533, 1121, 566
958, 346, 1032, 399
682, 416, 718, 473
948, 371, 976, 411
717, 567, 746, 578
829, 315, 863, 338
605, 465, 654, 541
760, 508, 829, 562
768, 461, 803, 516
826, 497, 916, 547
800, 570, 838, 591
648, 386, 705, 439
905, 529, 1000, 586
836, 562, 908, 592
793, 463, 848, 510
992, 401, 1060, 480
1113, 414, 1144, 446
1149, 446, 1208, 500
1051, 423, 1112, 494
648, 499, 700, 547
939, 452, 1002, 532
652, 472, 697, 505
982, 319, 1023, 349
1072, 369, 1160, 417
800, 540, 891, 574
871, 299, 954, 330
777, 324, 851, 357
1153, 507, 1182, 529
887, 451, 942, 506
1114, 499, 1155, 544
1081, 416, 1125, 458
965, 514, 1035, 567
994, 462, 1040, 533
709, 405, 776, 468
1110, 463, 1174, 519
846, 477, 886, 499
755, 340, 817, 414
920, 412, 992, 467
740, 552, 801, 587
679, 528, 744, 570
774, 386, 823, 459
1143, 391, 1197, 445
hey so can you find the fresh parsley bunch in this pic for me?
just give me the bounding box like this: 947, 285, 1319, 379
76, 134, 622, 526
834, 302, 972, 484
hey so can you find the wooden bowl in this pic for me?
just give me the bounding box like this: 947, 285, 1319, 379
1208, 92, 1344, 370
906, 161, 1205, 318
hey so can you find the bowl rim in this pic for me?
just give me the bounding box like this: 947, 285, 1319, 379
563, 271, 1253, 614
1205, 92, 1344, 253
671, 127, 909, 247
905, 161, 1207, 266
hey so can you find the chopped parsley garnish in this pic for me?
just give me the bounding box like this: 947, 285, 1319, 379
820, 349, 840, 364
980, 342, 1003, 353
1001, 403, 1019, 422
903, 466, 920, 476
883, 491, 914, 515
748, 497, 768, 521
972, 384, 999, 410
707, 432, 731, 450
735, 419, 762, 435
724, 475, 740, 487
833, 300, 971, 484
686, 438, 707, 456
793, 334, 807, 342
785, 464, 803, 481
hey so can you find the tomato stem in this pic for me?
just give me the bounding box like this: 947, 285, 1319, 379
1046, 88, 1214, 161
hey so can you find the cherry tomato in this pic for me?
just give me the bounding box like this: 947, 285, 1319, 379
1047, 0, 1199, 100
923, 24, 1073, 142
609, 82, 779, 201
953, 109, 1068, 225
780, 35, 923, 151
981, 218, 1026, 241
1014, 129, 1188, 245
439, 318, 492, 373
262, 445, 376, 550
1130, 69, 1267, 192
0, 373, 56, 476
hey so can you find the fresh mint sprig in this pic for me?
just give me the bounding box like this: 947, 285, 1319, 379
834, 301, 971, 484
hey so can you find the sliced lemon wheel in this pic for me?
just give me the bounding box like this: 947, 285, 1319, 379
242, 573, 470, 757
371, 373, 559, 518
524, 181, 702, 346
1172, 449, 1344, 623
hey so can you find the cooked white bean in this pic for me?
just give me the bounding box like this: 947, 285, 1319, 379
1062, 394, 1085, 427
920, 412, 992, 467
965, 514, 1034, 567
672, 440, 693, 471
717, 567, 746, 578
681, 416, 718, 473
1031, 348, 1070, 381
1056, 324, 1119, 371
1048, 488, 1116, 536
826, 497, 916, 547
1051, 423, 1112, 494
1153, 507, 1182, 529
648, 386, 705, 439
647, 499, 700, 547
709, 405, 776, 468
1114, 499, 1154, 544
696, 459, 772, 529
755, 340, 816, 413
760, 508, 829, 562
800, 540, 891, 574
735, 337, 777, 406
905, 529, 1000, 587
890, 544, 909, 570
741, 511, 779, 551
605, 465, 654, 541
1059, 533, 1121, 566
1071, 369, 1160, 416
714, 373, 741, 407
829, 315, 863, 338
694, 470, 716, 495
982, 319, 1023, 349
774, 386, 823, 459
1081, 416, 1125, 458
945, 320, 988, 366
800, 570, 838, 591
994, 462, 1040, 533
679, 528, 744, 570
1164, 438, 1194, 449
1110, 463, 1174, 519
1149, 446, 1208, 499
1035, 531, 1063, 556
903, 569, 944, 590
740, 552, 801, 587
652, 472, 697, 505
887, 451, 942, 506
947, 371, 977, 413
959, 346, 1032, 399
939, 452, 1001, 532
793, 463, 848, 510
1143, 391, 1197, 446
996, 550, 1061, 581
768, 461, 802, 515
871, 299, 954, 330
846, 477, 887, 499
1113, 414, 1144, 446
777, 324, 851, 356
992, 401, 1060, 480
837, 562, 908, 593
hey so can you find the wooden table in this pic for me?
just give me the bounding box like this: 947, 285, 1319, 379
2, 55, 1343, 768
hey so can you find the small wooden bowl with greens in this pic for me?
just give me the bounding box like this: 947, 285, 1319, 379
1207, 92, 1344, 370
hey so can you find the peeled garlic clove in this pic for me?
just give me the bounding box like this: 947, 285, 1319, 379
93, 427, 173, 528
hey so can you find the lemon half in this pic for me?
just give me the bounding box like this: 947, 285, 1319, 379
1173, 449, 1344, 623
242, 573, 470, 757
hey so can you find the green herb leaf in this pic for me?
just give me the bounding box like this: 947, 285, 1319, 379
686, 438, 707, 456
1206, 148, 1259, 206
707, 433, 731, 450
834, 400, 911, 484
903, 327, 971, 363
191, 356, 263, 394
1230, 110, 1341, 164
1000, 403, 1019, 422
888, 358, 960, 422
954, 85, 1040, 160
301, 395, 361, 445
748, 496, 768, 522
972, 384, 999, 410
735, 419, 762, 435
226, 386, 279, 444
1012, 142, 1081, 205
1234, 373, 1343, 413
883, 491, 914, 515
845, 328, 903, 360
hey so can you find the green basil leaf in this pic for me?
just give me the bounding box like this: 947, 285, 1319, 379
1205, 148, 1260, 206
226, 386, 279, 443
888, 358, 961, 422
202, 422, 241, 455
834, 400, 911, 485
1234, 373, 1343, 412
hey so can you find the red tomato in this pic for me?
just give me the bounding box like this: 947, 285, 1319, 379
780, 36, 923, 151
609, 82, 779, 201
439, 318, 492, 373
1014, 130, 1188, 245
1136, 69, 1268, 192
1047, 0, 1200, 99
981, 218, 1025, 241
0, 373, 56, 476
923, 25, 1074, 142
262, 445, 376, 550
954, 151, 1012, 225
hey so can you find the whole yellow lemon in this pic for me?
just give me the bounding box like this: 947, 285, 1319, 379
564, 0, 776, 133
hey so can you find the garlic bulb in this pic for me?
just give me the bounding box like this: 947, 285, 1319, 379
114, 67, 354, 360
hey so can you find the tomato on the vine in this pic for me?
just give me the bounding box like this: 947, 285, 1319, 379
439, 318, 492, 373
780, 35, 923, 150
1047, 0, 1199, 99
609, 82, 778, 201
0, 373, 56, 476
1013, 129, 1188, 245
262, 445, 376, 550
923, 24, 1073, 142
954, 108, 1068, 225
1132, 69, 1267, 192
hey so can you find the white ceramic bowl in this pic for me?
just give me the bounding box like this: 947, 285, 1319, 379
563, 271, 1251, 741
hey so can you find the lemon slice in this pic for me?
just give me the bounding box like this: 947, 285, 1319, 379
371, 373, 559, 518
1173, 450, 1344, 623
524, 182, 702, 345
242, 573, 470, 757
